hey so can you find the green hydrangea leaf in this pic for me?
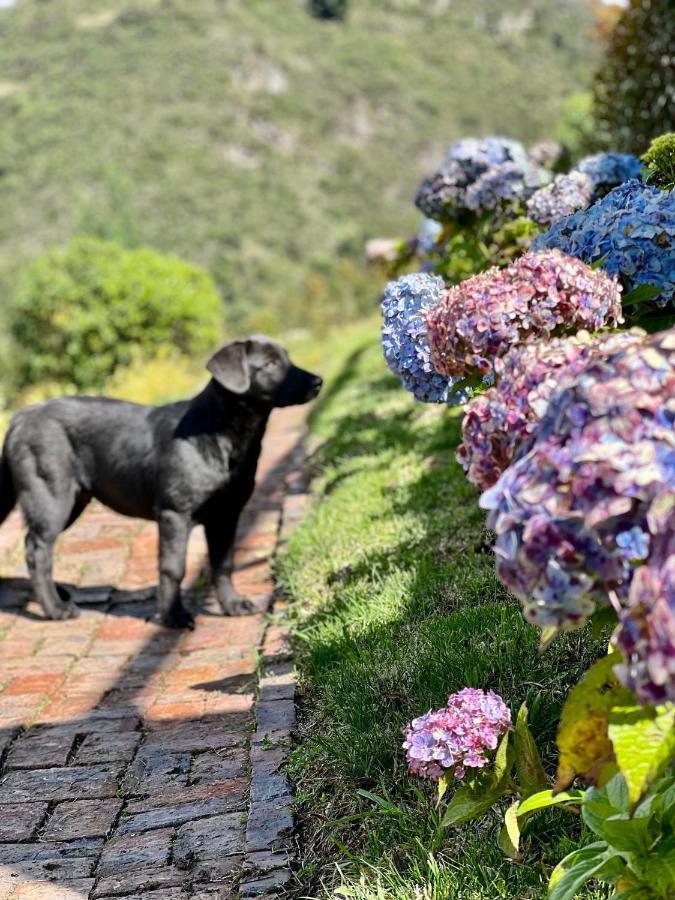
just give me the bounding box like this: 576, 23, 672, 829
442, 784, 502, 827
517, 788, 584, 816
493, 729, 515, 784
629, 835, 675, 894
514, 702, 548, 798
548, 844, 613, 900
622, 283, 663, 307
608, 702, 675, 806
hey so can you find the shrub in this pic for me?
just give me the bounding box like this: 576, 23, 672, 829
309, 0, 347, 20
11, 238, 223, 391
643, 132, 675, 189
594, 0, 675, 153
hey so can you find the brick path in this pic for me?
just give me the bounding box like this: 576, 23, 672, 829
0, 406, 310, 899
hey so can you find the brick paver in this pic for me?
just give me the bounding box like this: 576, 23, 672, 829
0, 407, 309, 899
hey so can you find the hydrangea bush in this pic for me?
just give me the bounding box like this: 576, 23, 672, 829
533, 179, 675, 310
403, 688, 511, 780
425, 249, 623, 381
573, 152, 642, 195
415, 136, 545, 223
458, 329, 646, 491
526, 171, 595, 226
380, 272, 464, 402
479, 328, 675, 703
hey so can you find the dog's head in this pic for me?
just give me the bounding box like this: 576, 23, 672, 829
206, 336, 322, 407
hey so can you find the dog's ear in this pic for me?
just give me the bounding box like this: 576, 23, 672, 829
206, 341, 251, 394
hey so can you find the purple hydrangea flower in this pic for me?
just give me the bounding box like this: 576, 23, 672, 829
465, 161, 548, 214
479, 329, 675, 661
533, 180, 675, 308
616, 523, 675, 704
415, 136, 533, 222
381, 273, 466, 403
528, 140, 565, 170
458, 330, 645, 491
526, 172, 595, 226
573, 152, 642, 195
425, 249, 623, 381
403, 688, 512, 780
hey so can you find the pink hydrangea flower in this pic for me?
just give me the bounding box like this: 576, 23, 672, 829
480, 328, 675, 682
402, 688, 511, 780
425, 249, 623, 382
615, 520, 675, 705
458, 329, 647, 491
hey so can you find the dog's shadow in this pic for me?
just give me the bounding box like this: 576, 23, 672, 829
0, 577, 217, 623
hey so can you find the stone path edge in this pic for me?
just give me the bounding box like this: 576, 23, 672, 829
240, 435, 310, 898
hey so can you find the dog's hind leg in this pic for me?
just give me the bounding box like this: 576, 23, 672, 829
25, 528, 79, 620
157, 510, 195, 629
19, 477, 83, 621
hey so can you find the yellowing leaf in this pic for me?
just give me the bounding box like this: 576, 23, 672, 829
608, 701, 675, 806
498, 800, 522, 860
555, 653, 633, 791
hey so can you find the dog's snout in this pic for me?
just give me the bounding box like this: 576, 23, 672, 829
273, 365, 322, 407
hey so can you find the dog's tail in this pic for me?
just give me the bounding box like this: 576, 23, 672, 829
0, 455, 16, 526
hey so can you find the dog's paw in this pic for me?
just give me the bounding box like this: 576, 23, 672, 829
161, 606, 196, 630
47, 602, 80, 621
223, 597, 261, 616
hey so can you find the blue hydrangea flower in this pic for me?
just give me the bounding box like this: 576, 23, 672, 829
573, 152, 642, 195
526, 172, 595, 226
415, 136, 535, 221
533, 180, 675, 307
381, 273, 466, 403
447, 136, 531, 174
416, 217, 443, 255
616, 526, 651, 561
465, 161, 548, 213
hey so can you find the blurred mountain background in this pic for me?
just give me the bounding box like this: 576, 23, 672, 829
0, 0, 600, 338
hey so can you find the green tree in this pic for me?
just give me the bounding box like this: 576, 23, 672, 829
11, 238, 222, 391
594, 0, 675, 154
308, 0, 348, 20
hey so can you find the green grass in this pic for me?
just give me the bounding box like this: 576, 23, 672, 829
0, 0, 598, 335
278, 322, 610, 899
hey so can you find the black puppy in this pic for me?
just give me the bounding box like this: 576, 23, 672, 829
0, 337, 321, 628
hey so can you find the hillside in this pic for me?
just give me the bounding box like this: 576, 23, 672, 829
0, 0, 598, 333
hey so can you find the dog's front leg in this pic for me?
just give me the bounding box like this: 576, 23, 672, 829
157, 510, 195, 629
205, 515, 256, 616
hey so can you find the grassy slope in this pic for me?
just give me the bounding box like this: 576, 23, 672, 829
0, 0, 597, 333
278, 323, 608, 899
